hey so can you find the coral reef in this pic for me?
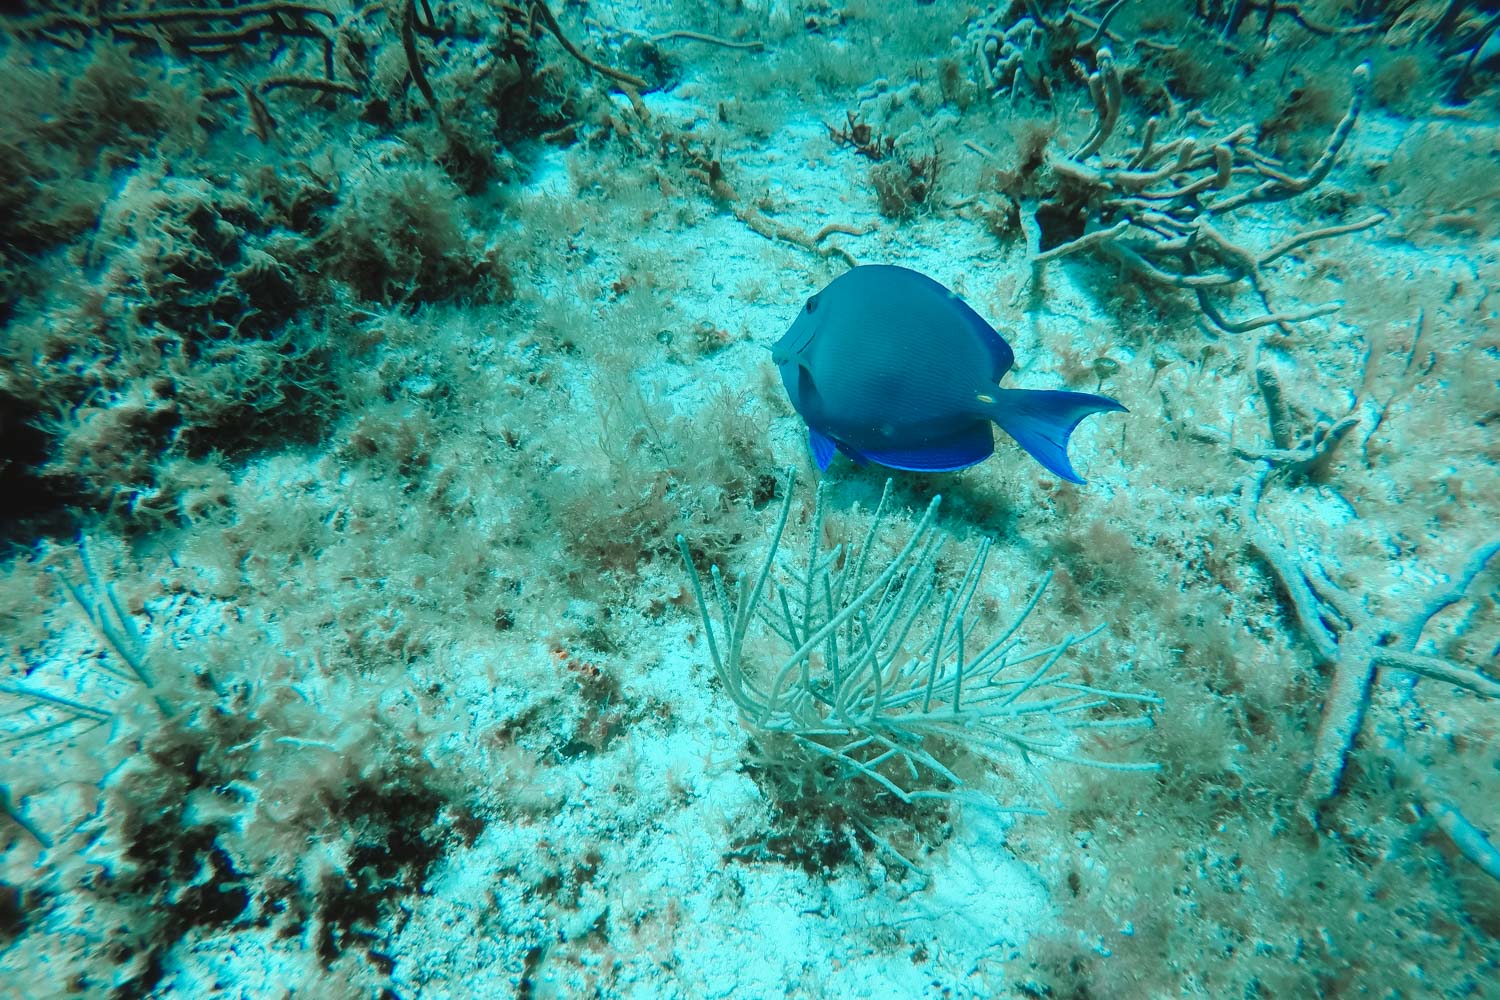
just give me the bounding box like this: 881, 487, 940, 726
2, 1, 1497, 996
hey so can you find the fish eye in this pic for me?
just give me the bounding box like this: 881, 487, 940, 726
805, 295, 819, 314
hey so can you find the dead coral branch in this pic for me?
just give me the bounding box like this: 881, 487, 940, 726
14, 2, 342, 80
965, 1, 1176, 103
525, 0, 647, 90
1004, 55, 1379, 333
1242, 480, 1499, 837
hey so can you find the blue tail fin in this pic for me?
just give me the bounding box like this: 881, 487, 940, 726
985, 388, 1126, 484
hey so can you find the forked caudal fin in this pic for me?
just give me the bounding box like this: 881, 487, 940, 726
984, 388, 1126, 484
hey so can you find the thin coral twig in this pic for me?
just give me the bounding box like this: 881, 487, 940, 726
529, 0, 647, 90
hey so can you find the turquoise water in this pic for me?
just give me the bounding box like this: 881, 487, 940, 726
2, 2, 1497, 996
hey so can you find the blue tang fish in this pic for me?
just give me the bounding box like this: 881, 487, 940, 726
773, 265, 1125, 483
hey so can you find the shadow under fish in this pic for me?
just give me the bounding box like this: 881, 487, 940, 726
773, 264, 1126, 484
